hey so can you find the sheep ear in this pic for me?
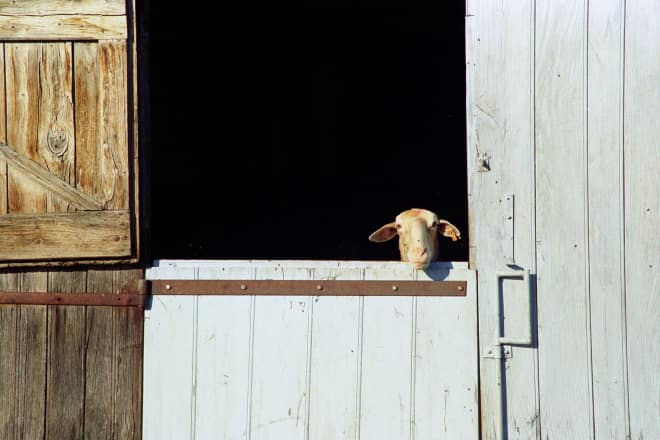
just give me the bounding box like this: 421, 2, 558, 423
438, 220, 461, 241
369, 223, 398, 242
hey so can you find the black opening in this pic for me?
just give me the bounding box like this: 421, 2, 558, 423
148, 3, 467, 262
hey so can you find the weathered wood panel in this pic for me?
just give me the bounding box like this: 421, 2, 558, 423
250, 266, 310, 440
624, 1, 660, 439
0, 16, 127, 40
0, 43, 6, 215
142, 266, 196, 440
0, 0, 125, 15
45, 270, 87, 439
0, 211, 132, 261
195, 267, 252, 439
466, 0, 539, 438
6, 43, 46, 214
144, 261, 478, 440
360, 264, 414, 440
113, 268, 144, 439
535, 1, 594, 438
307, 267, 361, 440
586, 1, 629, 438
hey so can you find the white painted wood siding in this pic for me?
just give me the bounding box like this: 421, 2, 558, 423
143, 261, 478, 440
467, 0, 659, 438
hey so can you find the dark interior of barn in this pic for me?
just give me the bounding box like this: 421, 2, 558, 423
147, 3, 467, 262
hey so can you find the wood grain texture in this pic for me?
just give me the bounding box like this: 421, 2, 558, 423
14, 272, 48, 439
624, 1, 660, 438
45, 270, 86, 440
586, 2, 629, 438
83, 269, 115, 439
0, 145, 104, 210
0, 271, 19, 439
112, 269, 143, 439
6, 43, 46, 214
0, 43, 6, 215
0, 15, 126, 40
535, 1, 594, 438
0, 0, 125, 15
75, 41, 130, 209
307, 267, 361, 440
39, 43, 75, 213
466, 0, 540, 438
0, 210, 131, 261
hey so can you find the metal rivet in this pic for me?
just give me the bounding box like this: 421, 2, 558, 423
392, 285, 398, 291
240, 284, 248, 290
316, 285, 323, 291
164, 284, 172, 290
457, 285, 464, 291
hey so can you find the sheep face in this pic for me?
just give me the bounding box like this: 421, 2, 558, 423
368, 208, 461, 270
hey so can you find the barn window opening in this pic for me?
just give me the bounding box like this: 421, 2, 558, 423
148, 3, 467, 262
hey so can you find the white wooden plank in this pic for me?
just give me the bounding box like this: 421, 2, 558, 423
586, 1, 629, 438
624, 1, 660, 438
194, 267, 253, 440
466, 0, 540, 437
535, 1, 594, 438
249, 267, 310, 440
143, 294, 196, 440
307, 267, 362, 440
359, 265, 414, 440
415, 269, 478, 440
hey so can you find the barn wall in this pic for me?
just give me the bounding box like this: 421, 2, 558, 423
0, 268, 144, 439
468, 0, 659, 438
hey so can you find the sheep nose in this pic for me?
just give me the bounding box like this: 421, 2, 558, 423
414, 246, 427, 257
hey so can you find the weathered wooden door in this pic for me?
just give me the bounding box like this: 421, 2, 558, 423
468, 0, 659, 438
143, 260, 478, 440
0, 1, 138, 264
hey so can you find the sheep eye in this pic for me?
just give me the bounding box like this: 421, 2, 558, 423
395, 224, 402, 230
430, 221, 438, 229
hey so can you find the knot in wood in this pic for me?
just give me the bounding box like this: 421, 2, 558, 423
46, 127, 69, 158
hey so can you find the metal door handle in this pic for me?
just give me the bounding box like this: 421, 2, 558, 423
495, 269, 532, 346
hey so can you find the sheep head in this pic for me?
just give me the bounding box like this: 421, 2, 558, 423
368, 208, 461, 270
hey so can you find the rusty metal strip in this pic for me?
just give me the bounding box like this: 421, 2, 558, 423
0, 280, 149, 307
151, 280, 467, 297
0, 292, 147, 307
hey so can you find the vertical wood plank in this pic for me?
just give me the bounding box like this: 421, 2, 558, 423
15, 272, 48, 439
467, 0, 540, 437
0, 43, 7, 214
415, 269, 478, 440
307, 267, 362, 440
360, 265, 414, 440
143, 267, 195, 440
250, 267, 310, 440
194, 267, 253, 440
535, 1, 593, 438
97, 40, 129, 209
586, 1, 629, 438
112, 268, 144, 439
84, 269, 115, 439
624, 1, 660, 438
45, 270, 86, 440
0, 271, 19, 439
6, 43, 46, 214
74, 42, 102, 199
38, 43, 74, 213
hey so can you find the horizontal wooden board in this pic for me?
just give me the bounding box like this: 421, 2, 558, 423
0, 15, 126, 40
0, 0, 125, 15
0, 210, 131, 261
151, 279, 467, 296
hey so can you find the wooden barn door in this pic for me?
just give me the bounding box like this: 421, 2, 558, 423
0, 1, 137, 264
143, 260, 478, 440
468, 0, 659, 439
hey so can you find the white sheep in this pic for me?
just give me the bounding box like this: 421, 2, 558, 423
369, 208, 461, 270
